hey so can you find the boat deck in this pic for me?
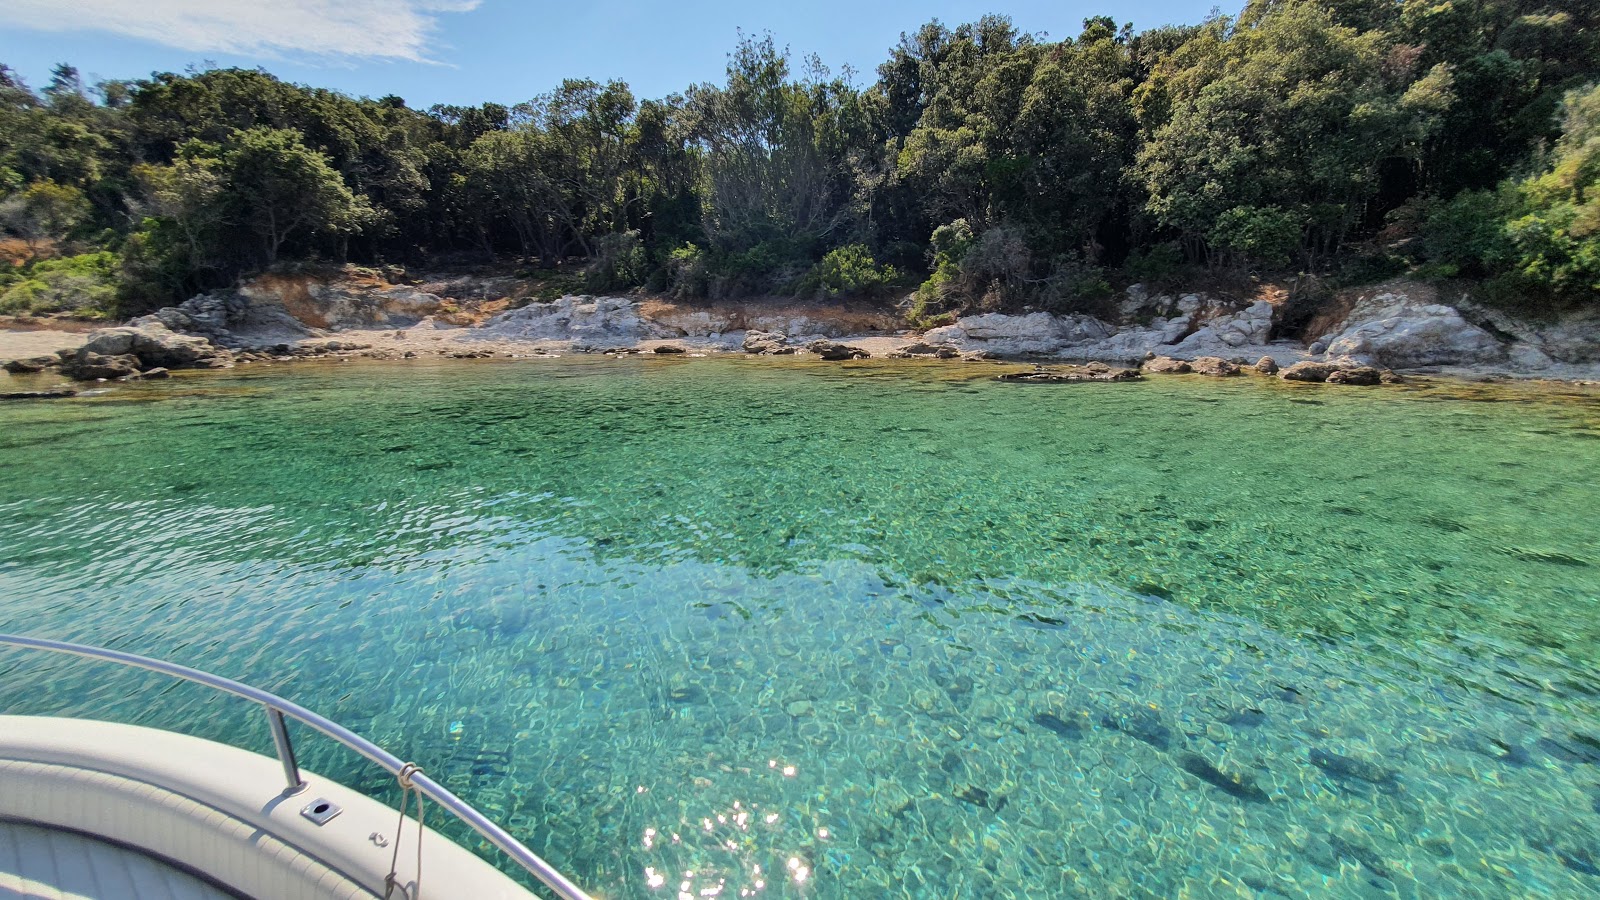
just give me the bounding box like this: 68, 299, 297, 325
0, 819, 235, 900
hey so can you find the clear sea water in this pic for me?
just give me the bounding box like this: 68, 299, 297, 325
1, 356, 1598, 899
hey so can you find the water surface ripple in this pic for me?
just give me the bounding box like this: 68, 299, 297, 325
2, 357, 1599, 898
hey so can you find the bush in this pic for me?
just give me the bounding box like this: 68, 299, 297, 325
1421, 190, 1515, 277
795, 244, 898, 298
0, 251, 118, 317
584, 230, 647, 292
1122, 242, 1185, 281
1209, 206, 1301, 268
665, 243, 709, 299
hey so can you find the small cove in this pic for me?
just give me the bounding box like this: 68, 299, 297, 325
1, 356, 1598, 898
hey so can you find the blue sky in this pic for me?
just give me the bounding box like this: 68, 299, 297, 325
1, 1, 1222, 109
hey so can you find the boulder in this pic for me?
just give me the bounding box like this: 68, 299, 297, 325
1254, 356, 1279, 376
1142, 356, 1192, 374
653, 344, 686, 354
742, 331, 788, 354
61, 351, 142, 381
1189, 356, 1241, 377
1318, 289, 1505, 367
81, 323, 231, 369
807, 340, 871, 360
2, 356, 57, 375
1279, 361, 1341, 383
1325, 366, 1382, 386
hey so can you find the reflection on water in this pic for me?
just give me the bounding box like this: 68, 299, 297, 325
1, 357, 1599, 898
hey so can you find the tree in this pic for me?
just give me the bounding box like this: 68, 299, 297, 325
1504, 83, 1600, 295
219, 127, 371, 264
1134, 1, 1453, 268
0, 179, 89, 259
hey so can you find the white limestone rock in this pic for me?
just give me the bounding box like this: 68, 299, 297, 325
1320, 291, 1504, 368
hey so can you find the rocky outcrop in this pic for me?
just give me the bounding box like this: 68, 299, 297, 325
1172, 301, 1275, 353
82, 323, 231, 368
49, 322, 232, 381
477, 295, 677, 344
1316, 288, 1505, 368
924, 312, 1115, 356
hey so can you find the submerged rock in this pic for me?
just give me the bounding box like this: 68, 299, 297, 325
1031, 712, 1084, 740
999, 364, 1141, 384
1100, 706, 1173, 750
1177, 753, 1269, 802
1308, 748, 1400, 790
0, 389, 76, 401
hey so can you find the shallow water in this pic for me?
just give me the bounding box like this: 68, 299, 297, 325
2, 357, 1599, 898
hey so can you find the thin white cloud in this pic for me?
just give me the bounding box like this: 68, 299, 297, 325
0, 0, 481, 63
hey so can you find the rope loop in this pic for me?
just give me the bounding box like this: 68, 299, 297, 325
398, 762, 424, 789
383, 763, 427, 899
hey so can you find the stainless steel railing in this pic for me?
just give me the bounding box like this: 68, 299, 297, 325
0, 633, 593, 900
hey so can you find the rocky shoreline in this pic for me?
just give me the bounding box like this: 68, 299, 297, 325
3, 271, 1598, 394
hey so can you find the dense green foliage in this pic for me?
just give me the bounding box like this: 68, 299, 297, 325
2, 1, 1598, 316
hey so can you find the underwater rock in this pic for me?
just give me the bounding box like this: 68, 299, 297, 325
1538, 733, 1600, 765
1326, 831, 1393, 879
1309, 748, 1400, 790
953, 785, 1007, 812
999, 363, 1141, 384
1177, 753, 1269, 803
1222, 708, 1267, 728
785, 699, 814, 717
0, 389, 77, 401
1031, 712, 1084, 740
1101, 707, 1173, 751
666, 684, 706, 705
1450, 731, 1531, 766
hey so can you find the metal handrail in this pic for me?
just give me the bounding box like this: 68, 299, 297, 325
0, 633, 593, 900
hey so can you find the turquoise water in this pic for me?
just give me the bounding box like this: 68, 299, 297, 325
1, 356, 1599, 898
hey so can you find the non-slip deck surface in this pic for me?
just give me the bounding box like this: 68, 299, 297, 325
0, 820, 234, 900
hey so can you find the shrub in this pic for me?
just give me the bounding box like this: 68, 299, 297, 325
1122, 242, 1185, 281
795, 244, 898, 298
584, 230, 648, 292
665, 243, 709, 299
0, 251, 118, 317
1421, 190, 1515, 277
